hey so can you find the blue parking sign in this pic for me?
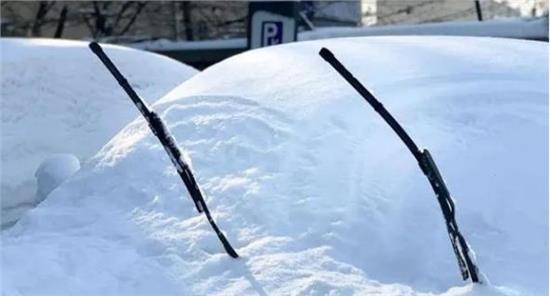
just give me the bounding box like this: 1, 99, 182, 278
248, 2, 297, 49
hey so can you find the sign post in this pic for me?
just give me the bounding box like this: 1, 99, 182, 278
248, 2, 298, 49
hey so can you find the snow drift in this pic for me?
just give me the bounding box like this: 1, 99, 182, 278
2, 36, 548, 295
0, 38, 198, 228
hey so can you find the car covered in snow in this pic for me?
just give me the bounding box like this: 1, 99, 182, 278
1, 38, 197, 228
2, 36, 547, 295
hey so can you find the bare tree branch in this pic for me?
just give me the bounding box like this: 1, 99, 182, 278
112, 1, 133, 29
81, 10, 96, 38
116, 2, 147, 36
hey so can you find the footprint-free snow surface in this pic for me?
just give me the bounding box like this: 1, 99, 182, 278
2, 37, 547, 295
1, 38, 197, 228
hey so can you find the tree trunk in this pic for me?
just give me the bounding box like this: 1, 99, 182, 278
53, 5, 68, 38
173, 1, 181, 40
30, 1, 54, 37
182, 1, 193, 41
92, 1, 110, 38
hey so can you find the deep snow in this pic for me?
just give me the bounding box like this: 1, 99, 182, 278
0, 38, 198, 228
2, 36, 548, 295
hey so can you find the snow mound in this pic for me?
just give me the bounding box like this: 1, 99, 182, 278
0, 38, 198, 228
2, 37, 547, 295
35, 154, 80, 202
4, 154, 83, 233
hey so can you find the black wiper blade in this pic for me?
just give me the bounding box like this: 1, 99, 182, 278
319, 47, 480, 283
89, 42, 238, 258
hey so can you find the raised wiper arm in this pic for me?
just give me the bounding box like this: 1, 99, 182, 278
89, 42, 238, 258
319, 47, 480, 283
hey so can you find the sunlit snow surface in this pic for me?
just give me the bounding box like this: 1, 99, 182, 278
0, 38, 198, 228
2, 37, 547, 295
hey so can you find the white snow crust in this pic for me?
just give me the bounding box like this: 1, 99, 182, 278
2, 36, 547, 295
0, 38, 198, 228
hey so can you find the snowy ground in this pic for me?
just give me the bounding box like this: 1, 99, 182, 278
2, 36, 548, 295
0, 38, 197, 228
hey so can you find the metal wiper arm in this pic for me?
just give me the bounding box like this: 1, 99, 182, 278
89, 42, 238, 258
319, 47, 480, 283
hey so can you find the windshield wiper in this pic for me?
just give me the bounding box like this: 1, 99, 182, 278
319, 47, 480, 283
89, 42, 238, 258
